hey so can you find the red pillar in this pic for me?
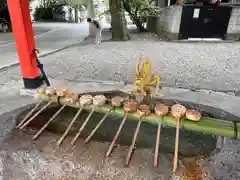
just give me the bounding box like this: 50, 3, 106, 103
7, 0, 42, 89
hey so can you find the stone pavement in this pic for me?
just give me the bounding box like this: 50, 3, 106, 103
0, 24, 54, 45
0, 22, 89, 69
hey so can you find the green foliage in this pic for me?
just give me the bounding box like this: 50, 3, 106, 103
0, 0, 11, 30
34, 7, 53, 21
34, 1, 66, 21
0, 0, 34, 23
79, 4, 86, 11
129, 0, 159, 17
0, 0, 33, 31
0, 1, 7, 12
122, 0, 160, 31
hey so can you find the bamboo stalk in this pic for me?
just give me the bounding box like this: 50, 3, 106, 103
35, 93, 240, 140
71, 108, 95, 146
56, 107, 83, 147
106, 112, 128, 157
125, 119, 142, 166
154, 117, 162, 167
36, 93, 232, 128
84, 110, 110, 143
33, 105, 66, 140
19, 101, 52, 129
17, 100, 43, 128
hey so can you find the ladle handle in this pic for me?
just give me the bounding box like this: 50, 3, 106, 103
106, 112, 128, 157
57, 107, 83, 147
154, 117, 162, 167
173, 118, 180, 173
84, 110, 110, 143
125, 118, 142, 166
20, 101, 52, 129
33, 105, 66, 140
17, 100, 43, 128
71, 108, 95, 146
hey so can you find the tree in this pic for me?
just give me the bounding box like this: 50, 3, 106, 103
34, 0, 66, 21
122, 0, 160, 32
0, 0, 13, 31
0, 0, 34, 32
109, 0, 130, 41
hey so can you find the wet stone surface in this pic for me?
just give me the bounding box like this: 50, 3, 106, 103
17, 106, 217, 157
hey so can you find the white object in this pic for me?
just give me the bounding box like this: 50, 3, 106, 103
79, 94, 93, 105
94, 27, 102, 44
193, 8, 200, 18
93, 95, 106, 106
91, 19, 102, 44
188, 38, 222, 41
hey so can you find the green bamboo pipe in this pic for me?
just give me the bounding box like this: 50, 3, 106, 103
35, 93, 240, 140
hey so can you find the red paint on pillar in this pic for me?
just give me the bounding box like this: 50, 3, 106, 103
6, 0, 40, 79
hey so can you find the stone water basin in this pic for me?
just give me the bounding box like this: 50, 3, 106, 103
1, 91, 240, 180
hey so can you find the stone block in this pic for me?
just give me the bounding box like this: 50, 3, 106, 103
156, 5, 182, 38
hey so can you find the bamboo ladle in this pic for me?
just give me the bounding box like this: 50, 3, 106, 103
18, 87, 56, 129
71, 95, 107, 146
125, 104, 151, 166
56, 94, 92, 147
171, 104, 187, 174
17, 100, 43, 129
16, 86, 46, 129
154, 103, 169, 167
84, 96, 122, 144
33, 91, 78, 140
106, 99, 138, 157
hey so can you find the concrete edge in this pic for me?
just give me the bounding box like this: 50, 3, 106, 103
18, 79, 238, 98
19, 79, 240, 119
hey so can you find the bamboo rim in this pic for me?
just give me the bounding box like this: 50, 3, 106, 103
34, 92, 240, 140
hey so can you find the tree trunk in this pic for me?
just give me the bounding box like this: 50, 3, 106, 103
109, 0, 130, 41
7, 23, 12, 32
132, 17, 147, 32
74, 6, 78, 23
122, 1, 147, 33
88, 0, 96, 36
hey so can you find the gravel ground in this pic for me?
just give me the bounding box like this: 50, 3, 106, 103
1, 33, 240, 93
42, 33, 240, 92
2, 32, 240, 92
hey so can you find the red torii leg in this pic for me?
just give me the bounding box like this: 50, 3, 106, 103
6, 0, 42, 89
